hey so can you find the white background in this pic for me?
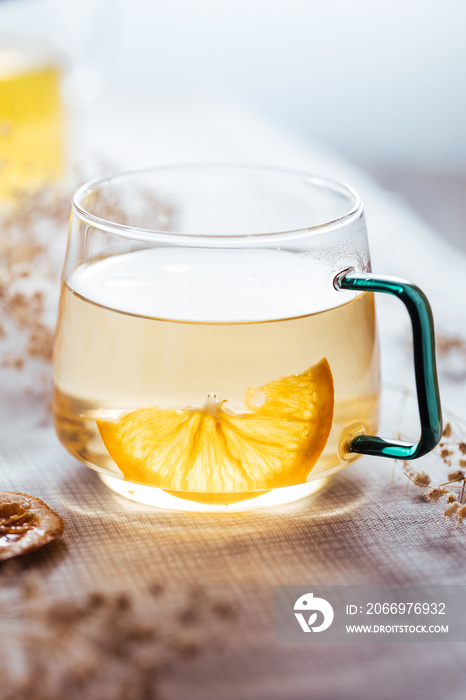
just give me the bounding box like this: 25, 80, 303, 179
2, 0, 466, 172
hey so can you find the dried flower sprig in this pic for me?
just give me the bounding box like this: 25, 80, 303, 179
0, 566, 237, 700
0, 180, 78, 381
402, 420, 466, 526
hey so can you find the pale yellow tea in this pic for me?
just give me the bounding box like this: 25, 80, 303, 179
53, 248, 380, 504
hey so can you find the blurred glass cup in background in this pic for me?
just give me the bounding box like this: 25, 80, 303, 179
0, 0, 121, 201
0, 34, 65, 199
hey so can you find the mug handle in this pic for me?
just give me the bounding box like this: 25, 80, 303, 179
334, 269, 443, 460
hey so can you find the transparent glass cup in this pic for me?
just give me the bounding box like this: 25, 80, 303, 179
52, 165, 442, 511
0, 35, 66, 199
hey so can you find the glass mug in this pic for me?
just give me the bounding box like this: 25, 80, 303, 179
0, 35, 65, 200
52, 166, 442, 511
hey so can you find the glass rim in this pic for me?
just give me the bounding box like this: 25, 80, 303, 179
72, 163, 364, 244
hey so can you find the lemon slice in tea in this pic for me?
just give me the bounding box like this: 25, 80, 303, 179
97, 357, 334, 504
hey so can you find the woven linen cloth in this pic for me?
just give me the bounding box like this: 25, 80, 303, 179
0, 91, 465, 700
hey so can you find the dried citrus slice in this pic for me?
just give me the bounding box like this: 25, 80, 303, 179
97, 358, 334, 504
0, 492, 64, 561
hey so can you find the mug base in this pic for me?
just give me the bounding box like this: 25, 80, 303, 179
98, 473, 331, 512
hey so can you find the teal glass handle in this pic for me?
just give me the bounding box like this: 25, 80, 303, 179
334, 269, 442, 460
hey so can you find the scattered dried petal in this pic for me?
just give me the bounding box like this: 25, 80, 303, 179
2, 355, 24, 370
442, 423, 452, 438
457, 504, 466, 524
447, 469, 465, 482
148, 582, 164, 598
413, 471, 431, 486
444, 501, 460, 519
211, 600, 237, 620
424, 486, 448, 503
27, 322, 54, 360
